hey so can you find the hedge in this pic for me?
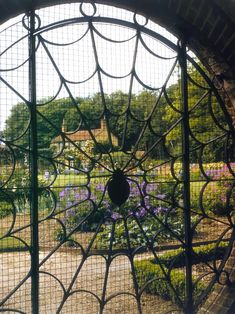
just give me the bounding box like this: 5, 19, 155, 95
151, 241, 229, 268
134, 260, 205, 305
134, 241, 229, 304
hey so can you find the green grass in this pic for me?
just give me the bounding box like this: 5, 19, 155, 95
39, 173, 109, 188
43, 174, 206, 188
51, 174, 87, 187
190, 181, 205, 190
190, 181, 205, 197
38, 174, 88, 188
0, 237, 27, 252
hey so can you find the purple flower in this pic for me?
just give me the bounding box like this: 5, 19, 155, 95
136, 207, 147, 218
75, 189, 88, 200
130, 186, 139, 196
59, 190, 65, 198
75, 193, 81, 200
96, 183, 105, 191
111, 212, 122, 221
153, 206, 169, 215
146, 184, 158, 193
220, 194, 226, 203
156, 194, 166, 200
103, 201, 111, 209
139, 197, 150, 210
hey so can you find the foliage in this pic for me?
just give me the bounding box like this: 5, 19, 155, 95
6, 171, 31, 213
162, 63, 227, 161
3, 60, 230, 164
56, 140, 96, 172
93, 180, 185, 249
0, 191, 13, 218
134, 260, 205, 305
3, 102, 30, 144
151, 241, 228, 268
55, 178, 185, 243
55, 184, 106, 233
202, 164, 235, 216
134, 241, 229, 304
94, 141, 119, 154
95, 210, 184, 250
1, 170, 51, 215
79, 140, 95, 169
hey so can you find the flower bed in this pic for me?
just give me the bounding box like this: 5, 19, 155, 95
55, 178, 186, 248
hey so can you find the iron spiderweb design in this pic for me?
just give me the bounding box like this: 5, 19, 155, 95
0, 2, 235, 313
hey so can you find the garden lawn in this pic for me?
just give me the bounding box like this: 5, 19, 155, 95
0, 237, 26, 252
48, 174, 87, 187
39, 173, 109, 188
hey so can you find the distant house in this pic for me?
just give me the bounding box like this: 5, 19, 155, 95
51, 119, 118, 151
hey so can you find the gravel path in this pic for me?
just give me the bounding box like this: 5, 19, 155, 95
0, 250, 176, 314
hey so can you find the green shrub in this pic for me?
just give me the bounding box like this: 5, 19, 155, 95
133, 242, 228, 304
152, 241, 228, 268
0, 191, 13, 218
202, 179, 235, 217
95, 215, 185, 250
3, 172, 50, 214
134, 260, 205, 305
193, 241, 228, 262
94, 141, 119, 154
0, 201, 12, 218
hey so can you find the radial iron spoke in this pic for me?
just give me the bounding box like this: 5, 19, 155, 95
122, 57, 178, 171
37, 34, 114, 172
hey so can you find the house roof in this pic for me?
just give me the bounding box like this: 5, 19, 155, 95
51, 119, 118, 144
52, 128, 105, 142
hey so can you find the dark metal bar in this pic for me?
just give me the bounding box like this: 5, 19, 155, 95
99, 222, 116, 313
123, 218, 143, 314
28, 10, 39, 314
37, 35, 113, 173
120, 30, 139, 151
35, 16, 178, 52
56, 220, 105, 313
179, 40, 193, 314
89, 22, 114, 154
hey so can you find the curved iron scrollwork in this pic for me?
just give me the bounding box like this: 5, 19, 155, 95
0, 2, 234, 313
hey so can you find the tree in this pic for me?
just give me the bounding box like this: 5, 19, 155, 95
161, 63, 227, 161
3, 64, 228, 164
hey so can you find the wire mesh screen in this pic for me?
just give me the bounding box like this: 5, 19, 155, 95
0, 2, 235, 313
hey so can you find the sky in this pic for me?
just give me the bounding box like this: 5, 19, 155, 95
0, 2, 179, 132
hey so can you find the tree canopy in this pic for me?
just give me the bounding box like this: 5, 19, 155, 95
3, 63, 228, 163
